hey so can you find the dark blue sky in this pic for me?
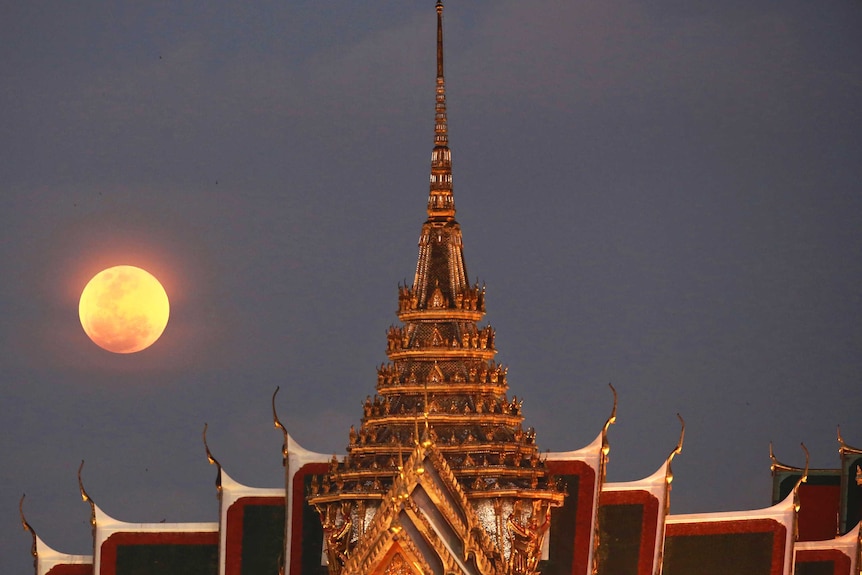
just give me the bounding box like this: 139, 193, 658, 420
2, 1, 861, 572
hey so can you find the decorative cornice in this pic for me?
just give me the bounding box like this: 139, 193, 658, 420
397, 309, 485, 322
373, 382, 509, 395
364, 413, 522, 428
386, 348, 497, 361
397, 283, 485, 319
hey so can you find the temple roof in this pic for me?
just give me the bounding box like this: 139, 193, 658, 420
312, 1, 565, 509
306, 6, 567, 574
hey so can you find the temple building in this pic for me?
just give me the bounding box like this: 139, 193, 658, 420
20, 3, 862, 575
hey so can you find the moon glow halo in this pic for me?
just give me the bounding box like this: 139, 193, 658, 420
78, 265, 170, 354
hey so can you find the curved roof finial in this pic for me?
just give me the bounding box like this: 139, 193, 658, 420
768, 441, 785, 473
657, 414, 686, 560
272, 386, 292, 575
792, 443, 810, 541
202, 423, 223, 493
272, 386, 289, 466
593, 383, 618, 575
794, 443, 810, 493
838, 425, 862, 455
770, 441, 813, 475
668, 415, 685, 465
19, 494, 38, 572
78, 461, 96, 540
665, 414, 685, 486
601, 383, 618, 456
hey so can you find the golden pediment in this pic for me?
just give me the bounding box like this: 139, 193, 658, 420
378, 548, 424, 575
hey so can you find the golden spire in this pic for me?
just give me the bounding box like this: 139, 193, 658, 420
428, 0, 454, 220
435, 1, 447, 145
409, 0, 469, 308
309, 7, 566, 573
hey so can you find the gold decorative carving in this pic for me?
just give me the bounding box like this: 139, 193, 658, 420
320, 502, 354, 575
506, 500, 552, 575
382, 553, 414, 575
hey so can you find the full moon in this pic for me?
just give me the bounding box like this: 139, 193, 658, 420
78, 265, 170, 354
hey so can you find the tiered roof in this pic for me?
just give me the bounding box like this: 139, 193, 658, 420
306, 5, 565, 574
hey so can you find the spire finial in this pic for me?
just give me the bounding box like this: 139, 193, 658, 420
436, 1, 445, 79
433, 1, 447, 150
428, 0, 455, 219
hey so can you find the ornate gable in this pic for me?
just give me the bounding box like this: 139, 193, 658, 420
376, 546, 429, 575
331, 439, 504, 575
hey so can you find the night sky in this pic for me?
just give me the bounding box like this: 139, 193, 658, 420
3, 1, 861, 572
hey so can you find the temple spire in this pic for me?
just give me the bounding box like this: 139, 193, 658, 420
428, 0, 455, 219
435, 0, 447, 146
436, 1, 445, 80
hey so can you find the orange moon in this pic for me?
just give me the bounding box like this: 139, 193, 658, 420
78, 265, 170, 354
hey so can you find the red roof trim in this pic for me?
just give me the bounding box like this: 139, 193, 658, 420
288, 462, 329, 575
225, 496, 285, 575
795, 549, 852, 575
99, 531, 218, 575
546, 459, 598, 575
600, 489, 660, 575
666, 518, 787, 575
45, 565, 91, 575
